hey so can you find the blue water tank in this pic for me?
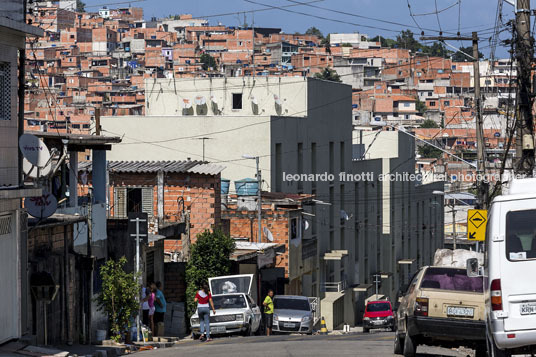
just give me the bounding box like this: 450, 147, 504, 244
221, 178, 230, 195
234, 178, 258, 196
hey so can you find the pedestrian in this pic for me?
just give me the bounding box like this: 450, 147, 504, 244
195, 283, 216, 342
141, 283, 151, 327
263, 289, 274, 336
147, 284, 155, 334
153, 281, 167, 336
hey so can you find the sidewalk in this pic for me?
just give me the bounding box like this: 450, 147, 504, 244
0, 336, 181, 357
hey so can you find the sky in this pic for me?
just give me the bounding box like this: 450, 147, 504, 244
82, 0, 526, 58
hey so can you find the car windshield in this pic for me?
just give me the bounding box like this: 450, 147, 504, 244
421, 267, 483, 293
274, 298, 310, 311
506, 209, 536, 261
367, 302, 391, 312
212, 295, 247, 309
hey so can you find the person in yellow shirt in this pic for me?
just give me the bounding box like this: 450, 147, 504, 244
263, 289, 274, 336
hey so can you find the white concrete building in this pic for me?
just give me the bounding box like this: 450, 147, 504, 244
330, 33, 380, 49
0, 2, 43, 343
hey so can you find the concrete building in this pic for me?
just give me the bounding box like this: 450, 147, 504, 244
101, 76, 443, 330
0, 1, 43, 343
329, 33, 380, 49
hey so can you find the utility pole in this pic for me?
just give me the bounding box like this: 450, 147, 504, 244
514, 0, 535, 176
95, 107, 101, 135
451, 204, 457, 250
130, 215, 147, 342
256, 156, 262, 243
421, 33, 487, 208
196, 137, 211, 161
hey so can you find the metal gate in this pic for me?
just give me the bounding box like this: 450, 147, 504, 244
0, 212, 19, 343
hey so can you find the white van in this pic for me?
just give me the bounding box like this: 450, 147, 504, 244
469, 178, 536, 356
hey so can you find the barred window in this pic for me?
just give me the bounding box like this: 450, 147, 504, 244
0, 62, 11, 121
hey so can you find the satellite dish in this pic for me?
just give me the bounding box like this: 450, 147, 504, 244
251, 96, 258, 105
274, 94, 282, 106
302, 219, 310, 231
19, 134, 51, 167
263, 227, 274, 242
195, 95, 206, 105
25, 191, 57, 219
23, 158, 51, 179
340, 210, 350, 221
182, 99, 192, 109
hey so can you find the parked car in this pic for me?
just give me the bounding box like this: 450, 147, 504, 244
190, 274, 262, 338
466, 178, 536, 357
272, 295, 314, 334
363, 300, 395, 333
394, 266, 486, 357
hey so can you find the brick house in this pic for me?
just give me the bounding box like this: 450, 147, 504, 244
222, 192, 314, 295
79, 160, 225, 255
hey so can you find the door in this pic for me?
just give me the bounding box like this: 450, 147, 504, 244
500, 201, 536, 331
246, 294, 261, 331
0, 212, 19, 343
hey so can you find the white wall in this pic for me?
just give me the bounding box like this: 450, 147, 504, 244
144, 77, 308, 117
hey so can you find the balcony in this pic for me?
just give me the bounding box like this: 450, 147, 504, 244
321, 280, 347, 293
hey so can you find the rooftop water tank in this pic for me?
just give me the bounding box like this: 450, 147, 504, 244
221, 178, 230, 195
234, 178, 258, 196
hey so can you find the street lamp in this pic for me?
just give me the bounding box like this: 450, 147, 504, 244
433, 191, 472, 249
242, 154, 262, 244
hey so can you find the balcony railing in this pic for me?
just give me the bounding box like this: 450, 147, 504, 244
321, 280, 347, 293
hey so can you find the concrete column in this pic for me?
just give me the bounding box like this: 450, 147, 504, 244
92, 150, 106, 203
69, 151, 78, 207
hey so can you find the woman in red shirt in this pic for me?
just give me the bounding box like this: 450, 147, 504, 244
194, 284, 216, 341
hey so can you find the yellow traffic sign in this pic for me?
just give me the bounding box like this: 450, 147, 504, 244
467, 209, 487, 241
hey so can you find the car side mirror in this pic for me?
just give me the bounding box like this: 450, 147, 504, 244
397, 296, 403, 303
466, 258, 481, 277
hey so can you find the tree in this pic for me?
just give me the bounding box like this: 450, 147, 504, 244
314, 67, 342, 82
415, 97, 428, 114
200, 53, 217, 71
396, 30, 421, 52
418, 144, 443, 158
451, 46, 484, 62
305, 26, 323, 39
76, 0, 86, 12
95, 257, 140, 342
185, 230, 235, 319
420, 119, 439, 128
370, 35, 397, 48
320, 34, 330, 46
424, 42, 448, 58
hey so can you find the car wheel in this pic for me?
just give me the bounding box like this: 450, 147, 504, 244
403, 331, 416, 357
242, 323, 253, 337
363, 327, 369, 333
394, 332, 403, 355
488, 338, 510, 357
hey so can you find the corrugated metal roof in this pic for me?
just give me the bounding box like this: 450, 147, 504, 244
79, 160, 225, 175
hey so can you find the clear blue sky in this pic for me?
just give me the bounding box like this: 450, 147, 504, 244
83, 0, 525, 58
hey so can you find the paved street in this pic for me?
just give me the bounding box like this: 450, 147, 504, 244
139, 331, 475, 357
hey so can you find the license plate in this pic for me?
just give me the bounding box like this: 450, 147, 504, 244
520, 303, 536, 315
447, 306, 474, 317
211, 326, 226, 333
283, 323, 295, 328
372, 320, 384, 325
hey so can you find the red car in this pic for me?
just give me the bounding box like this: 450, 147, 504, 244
363, 300, 395, 333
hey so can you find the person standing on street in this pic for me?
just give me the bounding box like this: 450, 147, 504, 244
195, 284, 216, 342
263, 289, 275, 336
153, 281, 167, 336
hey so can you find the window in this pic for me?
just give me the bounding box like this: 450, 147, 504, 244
403, 102, 411, 107
506, 209, 536, 260
0, 62, 11, 121
421, 267, 483, 293
114, 187, 153, 217
444, 100, 450, 107
429, 101, 436, 107
428, 91, 433, 96
485, 80, 492, 85
232, 93, 242, 109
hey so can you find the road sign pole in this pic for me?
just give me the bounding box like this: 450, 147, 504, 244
130, 216, 147, 342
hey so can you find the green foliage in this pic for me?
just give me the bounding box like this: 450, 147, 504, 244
305, 26, 323, 39
424, 42, 448, 57
341, 43, 353, 47
415, 97, 428, 114
76, 0, 86, 12
314, 67, 342, 82
200, 53, 217, 71
185, 230, 235, 319
396, 30, 422, 52
320, 34, 331, 46
370, 35, 397, 48
96, 257, 140, 342
451, 46, 484, 62
420, 119, 439, 128
418, 144, 443, 159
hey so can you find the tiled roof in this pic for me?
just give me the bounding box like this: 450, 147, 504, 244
79, 160, 225, 175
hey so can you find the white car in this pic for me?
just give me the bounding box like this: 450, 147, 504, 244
468, 178, 536, 356
190, 274, 262, 338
